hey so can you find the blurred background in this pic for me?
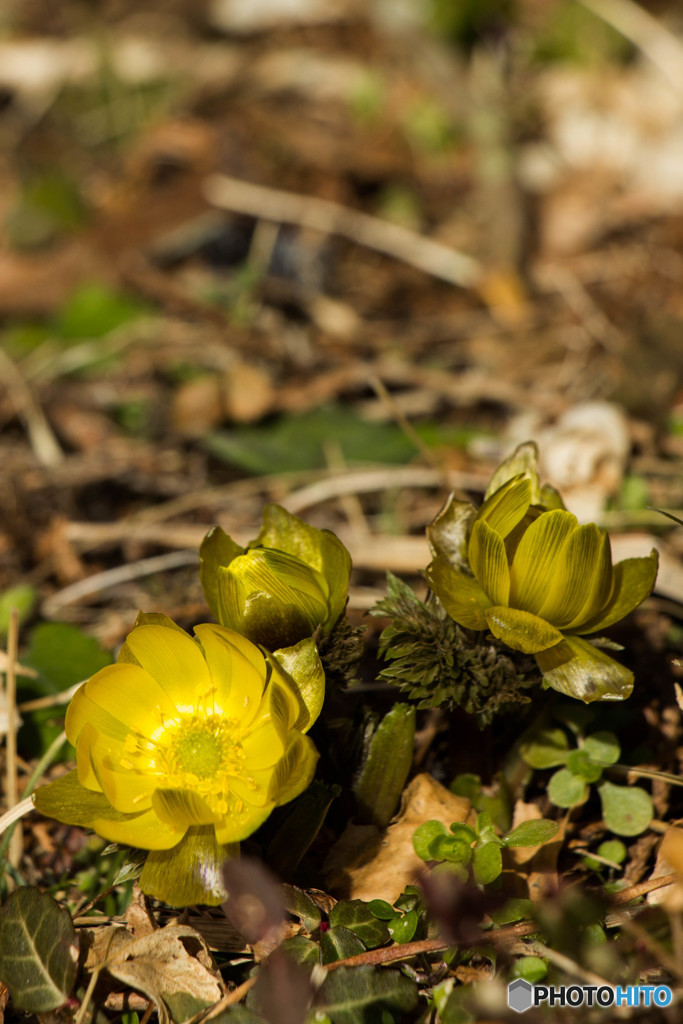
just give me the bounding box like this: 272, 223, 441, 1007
2, 0, 683, 646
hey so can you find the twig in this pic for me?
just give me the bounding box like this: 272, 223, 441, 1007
576, 0, 683, 93
609, 871, 679, 904
0, 797, 35, 841
323, 937, 449, 971
0, 348, 63, 466
43, 549, 200, 616
203, 174, 482, 289
19, 686, 82, 712
5, 608, 21, 867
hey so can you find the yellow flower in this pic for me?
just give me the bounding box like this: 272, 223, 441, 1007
33, 615, 323, 906
426, 443, 658, 702
200, 504, 351, 650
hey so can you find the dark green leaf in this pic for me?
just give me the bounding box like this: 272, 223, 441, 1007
450, 773, 481, 803
0, 887, 78, 1011
319, 926, 365, 965
280, 935, 320, 966
489, 898, 533, 926
282, 886, 321, 934
472, 842, 502, 885
354, 704, 415, 828
328, 901, 390, 949
598, 781, 653, 837
267, 782, 339, 878
504, 820, 559, 848
511, 956, 548, 983
315, 965, 418, 1023
368, 900, 395, 921
23, 622, 113, 695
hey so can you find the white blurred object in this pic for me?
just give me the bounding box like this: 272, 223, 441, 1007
538, 403, 630, 522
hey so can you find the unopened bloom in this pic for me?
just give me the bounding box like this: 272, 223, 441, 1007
200, 503, 351, 650
34, 616, 323, 905
426, 443, 658, 702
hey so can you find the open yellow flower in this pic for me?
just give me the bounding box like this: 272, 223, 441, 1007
426, 443, 658, 702
33, 615, 323, 906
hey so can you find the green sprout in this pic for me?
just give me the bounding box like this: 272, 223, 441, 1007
426, 442, 658, 702
413, 812, 559, 885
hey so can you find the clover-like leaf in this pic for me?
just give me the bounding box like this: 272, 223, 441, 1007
472, 841, 503, 885
548, 767, 589, 808
520, 727, 570, 769
412, 820, 449, 861
0, 888, 78, 1012
504, 819, 559, 848
582, 731, 621, 766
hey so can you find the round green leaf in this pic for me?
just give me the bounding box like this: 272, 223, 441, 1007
431, 834, 473, 865
368, 900, 396, 921
547, 767, 588, 808
520, 727, 570, 769
598, 781, 653, 837
412, 820, 449, 861
598, 839, 627, 864
582, 731, 621, 766
504, 819, 559, 848
473, 841, 503, 885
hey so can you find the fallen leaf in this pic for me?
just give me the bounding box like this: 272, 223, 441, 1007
647, 826, 683, 910
324, 773, 471, 903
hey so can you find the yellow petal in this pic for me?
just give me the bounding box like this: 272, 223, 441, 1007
478, 477, 533, 539
214, 798, 275, 845
468, 520, 510, 605
121, 624, 212, 710
270, 732, 319, 806
509, 509, 578, 614
572, 551, 659, 635
229, 766, 276, 807
194, 623, 266, 723
425, 556, 491, 630
96, 757, 158, 814
242, 720, 286, 769
538, 525, 612, 629
152, 788, 217, 827
66, 663, 176, 747
91, 807, 184, 850
76, 723, 105, 792
485, 606, 564, 654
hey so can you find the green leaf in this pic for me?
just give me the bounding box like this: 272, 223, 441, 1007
0, 585, 36, 639
387, 911, 418, 944
0, 887, 78, 1011
315, 965, 418, 1023
598, 781, 653, 837
582, 731, 621, 766
354, 704, 415, 828
55, 282, 147, 340
489, 898, 533, 926
23, 622, 113, 695
547, 768, 588, 808
426, 495, 478, 571
472, 842, 502, 885
485, 605, 564, 654
319, 926, 365, 965
566, 750, 603, 783
280, 935, 320, 966
393, 887, 422, 913
535, 635, 634, 703
450, 773, 482, 802
205, 404, 418, 475
425, 557, 491, 630
412, 820, 449, 861
504, 820, 559, 847
519, 727, 570, 769
139, 826, 236, 907
511, 956, 548, 984
598, 839, 627, 864
328, 901, 390, 949
431, 834, 473, 865
368, 900, 395, 921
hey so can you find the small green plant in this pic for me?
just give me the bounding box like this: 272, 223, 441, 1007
413, 813, 558, 885
520, 726, 653, 837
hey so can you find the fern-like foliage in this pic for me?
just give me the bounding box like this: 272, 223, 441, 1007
370, 573, 538, 725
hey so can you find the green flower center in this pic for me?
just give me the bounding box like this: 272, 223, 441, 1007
173, 722, 226, 778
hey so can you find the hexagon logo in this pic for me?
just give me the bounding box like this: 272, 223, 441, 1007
508, 979, 534, 1013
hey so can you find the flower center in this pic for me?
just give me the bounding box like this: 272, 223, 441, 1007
172, 722, 226, 779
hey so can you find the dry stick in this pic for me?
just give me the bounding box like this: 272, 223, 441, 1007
5, 608, 21, 868
0, 348, 63, 467
203, 175, 483, 290
610, 871, 679, 904
577, 0, 683, 93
